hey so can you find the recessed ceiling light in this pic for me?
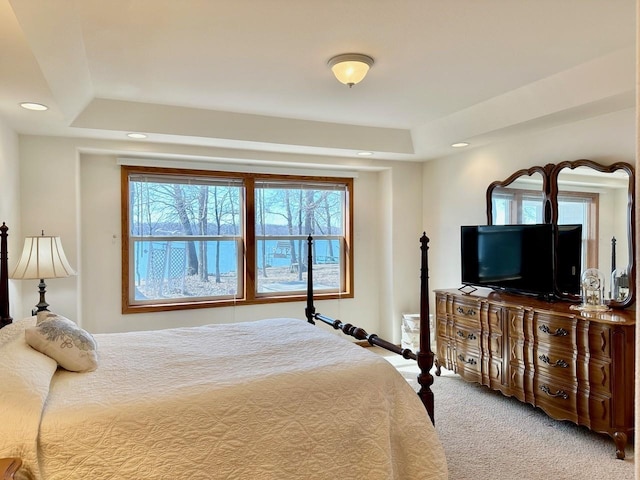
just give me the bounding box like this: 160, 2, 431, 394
20, 102, 48, 111
127, 133, 147, 139
451, 142, 470, 148
357, 151, 374, 156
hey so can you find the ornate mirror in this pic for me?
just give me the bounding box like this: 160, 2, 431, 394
550, 160, 635, 309
486, 165, 552, 225
487, 159, 635, 309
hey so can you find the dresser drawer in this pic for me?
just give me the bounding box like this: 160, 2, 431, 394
534, 374, 578, 423
533, 343, 576, 381
436, 336, 455, 372
453, 325, 481, 351
532, 313, 577, 349
453, 348, 482, 382
587, 323, 612, 361
450, 297, 480, 322
585, 392, 613, 432
582, 358, 612, 396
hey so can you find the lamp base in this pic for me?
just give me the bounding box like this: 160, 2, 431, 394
33, 278, 50, 315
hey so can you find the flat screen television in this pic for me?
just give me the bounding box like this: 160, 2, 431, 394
461, 224, 555, 297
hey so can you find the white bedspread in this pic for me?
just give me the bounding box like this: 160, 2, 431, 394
2, 318, 448, 479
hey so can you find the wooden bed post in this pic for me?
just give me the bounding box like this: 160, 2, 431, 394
304, 233, 434, 423
417, 233, 435, 424
305, 235, 315, 324
0, 222, 12, 328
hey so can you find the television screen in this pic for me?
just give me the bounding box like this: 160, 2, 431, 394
555, 224, 582, 295
461, 224, 555, 296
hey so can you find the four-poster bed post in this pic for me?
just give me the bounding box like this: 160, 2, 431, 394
0, 223, 12, 328
305, 233, 435, 424
417, 233, 435, 422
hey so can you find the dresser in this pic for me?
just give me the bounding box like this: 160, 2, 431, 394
434, 288, 635, 459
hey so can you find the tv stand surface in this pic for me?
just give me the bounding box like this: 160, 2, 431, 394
434, 288, 635, 459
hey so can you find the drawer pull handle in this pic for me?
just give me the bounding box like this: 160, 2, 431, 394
457, 354, 477, 365
539, 354, 569, 368
540, 385, 569, 399
456, 330, 477, 340
539, 324, 568, 337
456, 306, 476, 317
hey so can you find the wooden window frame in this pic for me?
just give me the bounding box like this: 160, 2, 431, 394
121, 165, 354, 314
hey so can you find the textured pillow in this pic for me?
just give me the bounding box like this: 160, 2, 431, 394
25, 313, 98, 372
0, 317, 37, 347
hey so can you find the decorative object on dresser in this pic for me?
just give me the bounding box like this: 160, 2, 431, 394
9, 231, 76, 314
434, 288, 634, 459
574, 268, 609, 312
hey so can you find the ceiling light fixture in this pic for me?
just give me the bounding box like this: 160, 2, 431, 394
451, 142, 470, 148
127, 133, 147, 139
20, 102, 48, 111
328, 53, 374, 87
357, 151, 374, 156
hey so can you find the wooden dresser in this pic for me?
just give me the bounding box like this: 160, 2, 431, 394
434, 288, 635, 459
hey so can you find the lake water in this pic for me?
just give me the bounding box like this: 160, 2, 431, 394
133, 239, 339, 279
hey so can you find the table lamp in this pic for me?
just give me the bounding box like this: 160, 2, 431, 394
10, 231, 76, 314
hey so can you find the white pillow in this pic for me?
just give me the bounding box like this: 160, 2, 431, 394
25, 313, 98, 372
0, 317, 37, 347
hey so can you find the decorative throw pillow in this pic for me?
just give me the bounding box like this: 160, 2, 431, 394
25, 313, 98, 372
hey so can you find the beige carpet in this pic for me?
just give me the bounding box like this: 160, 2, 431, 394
375, 349, 634, 480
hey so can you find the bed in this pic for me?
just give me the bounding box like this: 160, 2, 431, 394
0, 223, 446, 480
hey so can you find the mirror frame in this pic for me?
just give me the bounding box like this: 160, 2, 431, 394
550, 159, 635, 309
486, 159, 635, 309
486, 164, 554, 225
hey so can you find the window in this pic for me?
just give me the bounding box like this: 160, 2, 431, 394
122, 166, 353, 313
491, 188, 545, 224
492, 186, 598, 269
557, 191, 598, 269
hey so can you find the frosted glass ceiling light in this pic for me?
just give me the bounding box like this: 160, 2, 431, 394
328, 54, 374, 87
20, 102, 48, 111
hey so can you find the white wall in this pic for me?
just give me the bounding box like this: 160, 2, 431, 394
14, 138, 424, 338
423, 107, 636, 302
16, 137, 80, 322
9, 108, 637, 341
0, 116, 23, 319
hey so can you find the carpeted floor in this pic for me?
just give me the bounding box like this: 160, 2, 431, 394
374, 348, 634, 480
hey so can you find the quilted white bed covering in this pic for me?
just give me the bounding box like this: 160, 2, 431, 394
4, 318, 448, 479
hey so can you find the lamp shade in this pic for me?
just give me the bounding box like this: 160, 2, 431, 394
10, 235, 76, 280
328, 54, 374, 87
